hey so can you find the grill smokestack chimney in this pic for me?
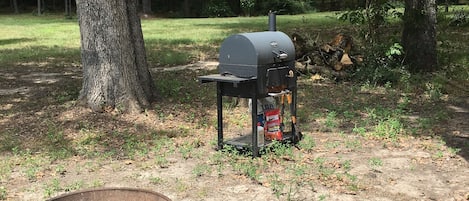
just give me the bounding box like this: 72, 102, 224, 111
268, 11, 277, 31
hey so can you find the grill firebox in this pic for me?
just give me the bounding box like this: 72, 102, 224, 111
218, 31, 296, 95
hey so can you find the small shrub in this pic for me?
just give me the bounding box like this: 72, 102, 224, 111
155, 78, 184, 99
324, 111, 338, 129
43, 178, 61, 198
434, 150, 444, 158
45, 123, 74, 160
0, 130, 20, 152
269, 140, 294, 158
268, 173, 285, 199
313, 157, 326, 168
63, 180, 84, 192
155, 155, 169, 168
90, 179, 104, 188
342, 160, 352, 172
448, 9, 468, 27
257, 0, 314, 15
352, 42, 408, 86
0, 186, 6, 200
424, 80, 444, 101
318, 194, 327, 201
232, 158, 260, 181
298, 134, 316, 152
345, 139, 362, 150
179, 142, 195, 159
149, 176, 164, 185
448, 147, 461, 157
192, 163, 211, 177
209, 151, 226, 176
240, 0, 255, 16
352, 125, 367, 136
373, 117, 403, 140
368, 157, 383, 169
202, 0, 234, 17
325, 141, 341, 149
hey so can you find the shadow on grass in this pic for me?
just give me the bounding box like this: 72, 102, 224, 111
145, 38, 203, 66
0, 14, 77, 25
0, 46, 81, 67
0, 41, 212, 68
0, 66, 218, 160
0, 38, 36, 46
440, 99, 469, 160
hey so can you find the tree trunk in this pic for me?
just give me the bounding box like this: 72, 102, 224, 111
76, 0, 156, 113
402, 0, 438, 73
65, 0, 72, 18
227, 0, 240, 16
37, 0, 41, 15
142, 0, 152, 15
183, 0, 190, 17
11, 0, 19, 14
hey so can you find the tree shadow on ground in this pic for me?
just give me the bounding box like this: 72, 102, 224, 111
0, 66, 217, 159
0, 38, 36, 46
441, 99, 469, 160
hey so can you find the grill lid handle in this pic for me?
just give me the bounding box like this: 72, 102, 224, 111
272, 50, 288, 60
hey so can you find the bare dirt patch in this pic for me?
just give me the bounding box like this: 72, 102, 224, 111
0, 62, 468, 201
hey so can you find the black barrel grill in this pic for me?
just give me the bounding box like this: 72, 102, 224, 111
198, 12, 301, 157
218, 31, 296, 95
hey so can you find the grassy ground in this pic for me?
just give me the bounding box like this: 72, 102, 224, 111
0, 10, 468, 200
0, 12, 343, 67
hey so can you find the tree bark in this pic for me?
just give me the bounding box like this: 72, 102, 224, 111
76, 0, 156, 113
227, 0, 241, 15
37, 0, 41, 15
11, 0, 19, 14
183, 0, 190, 17
65, 0, 72, 18
402, 0, 438, 73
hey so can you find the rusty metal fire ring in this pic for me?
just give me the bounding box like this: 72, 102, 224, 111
46, 187, 171, 201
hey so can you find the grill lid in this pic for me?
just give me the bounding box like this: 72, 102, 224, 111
218, 31, 295, 68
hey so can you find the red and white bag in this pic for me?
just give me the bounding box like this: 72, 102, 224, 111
264, 109, 282, 140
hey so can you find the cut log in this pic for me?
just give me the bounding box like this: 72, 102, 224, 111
340, 53, 353, 65
329, 33, 353, 54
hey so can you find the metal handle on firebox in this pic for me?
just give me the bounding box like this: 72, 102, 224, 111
272, 50, 288, 60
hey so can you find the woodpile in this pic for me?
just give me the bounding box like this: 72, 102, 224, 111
292, 32, 362, 80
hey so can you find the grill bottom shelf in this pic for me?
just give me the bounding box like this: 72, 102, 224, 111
224, 132, 296, 151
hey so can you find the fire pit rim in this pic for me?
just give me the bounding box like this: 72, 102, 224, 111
46, 187, 172, 201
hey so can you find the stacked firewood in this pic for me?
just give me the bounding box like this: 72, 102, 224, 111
292, 32, 362, 80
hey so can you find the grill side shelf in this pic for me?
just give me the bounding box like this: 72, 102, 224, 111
198, 74, 256, 83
